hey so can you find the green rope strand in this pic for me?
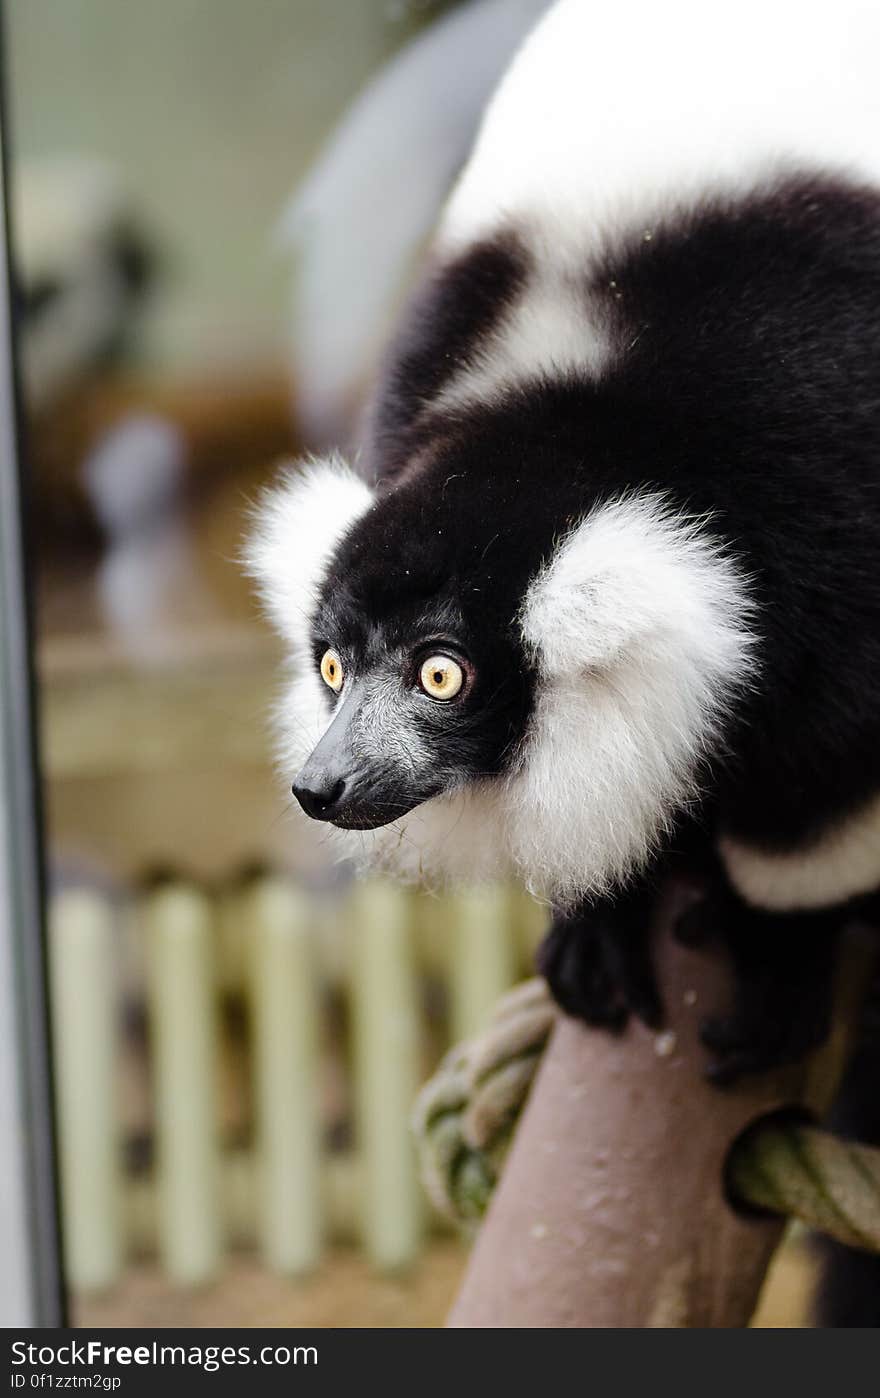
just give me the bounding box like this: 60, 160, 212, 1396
728, 1120, 880, 1251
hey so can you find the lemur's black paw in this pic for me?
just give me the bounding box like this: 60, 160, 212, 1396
537, 920, 627, 1029
537, 914, 662, 1032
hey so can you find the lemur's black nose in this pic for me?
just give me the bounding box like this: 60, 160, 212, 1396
292, 774, 347, 822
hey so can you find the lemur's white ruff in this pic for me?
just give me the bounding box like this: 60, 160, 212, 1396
246, 455, 372, 660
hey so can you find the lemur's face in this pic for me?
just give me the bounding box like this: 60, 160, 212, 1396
295, 539, 533, 831
248, 451, 754, 903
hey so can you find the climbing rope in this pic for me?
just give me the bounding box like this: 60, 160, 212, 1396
412, 978, 554, 1227
412, 978, 880, 1251
729, 1116, 880, 1251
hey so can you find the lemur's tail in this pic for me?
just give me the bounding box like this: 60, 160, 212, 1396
813, 960, 880, 1327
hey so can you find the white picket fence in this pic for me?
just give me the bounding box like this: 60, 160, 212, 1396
48, 878, 547, 1293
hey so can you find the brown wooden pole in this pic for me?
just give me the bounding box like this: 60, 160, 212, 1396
448, 887, 852, 1328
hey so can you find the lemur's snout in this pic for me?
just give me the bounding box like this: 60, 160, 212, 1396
292, 693, 359, 823
292, 772, 347, 822
292, 693, 426, 830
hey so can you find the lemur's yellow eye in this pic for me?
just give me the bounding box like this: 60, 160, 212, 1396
419, 655, 463, 701
320, 649, 344, 693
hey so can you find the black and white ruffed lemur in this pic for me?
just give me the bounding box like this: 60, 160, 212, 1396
249, 0, 880, 1318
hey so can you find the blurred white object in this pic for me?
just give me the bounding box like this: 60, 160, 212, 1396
281, 0, 549, 448
81, 414, 215, 659
82, 412, 182, 539
13, 157, 150, 411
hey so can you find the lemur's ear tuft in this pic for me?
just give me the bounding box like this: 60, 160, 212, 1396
508, 495, 757, 906
520, 493, 754, 683
244, 454, 373, 652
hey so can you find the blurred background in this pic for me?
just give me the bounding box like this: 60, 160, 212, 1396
3, 0, 813, 1328
5, 0, 557, 1327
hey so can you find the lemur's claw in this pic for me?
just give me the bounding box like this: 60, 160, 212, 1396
699, 990, 830, 1085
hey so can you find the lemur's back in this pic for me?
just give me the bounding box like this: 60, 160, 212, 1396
369, 0, 880, 484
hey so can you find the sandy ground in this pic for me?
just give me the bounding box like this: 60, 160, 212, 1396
75, 1244, 468, 1330
74, 1233, 817, 1329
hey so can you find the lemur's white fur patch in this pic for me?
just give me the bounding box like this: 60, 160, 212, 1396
439, 0, 880, 262
257, 482, 755, 906
245, 455, 373, 658
720, 798, 880, 913
434, 267, 611, 414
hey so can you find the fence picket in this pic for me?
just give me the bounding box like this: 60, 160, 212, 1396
249, 877, 322, 1274
50, 889, 123, 1291
351, 881, 423, 1270
145, 883, 221, 1283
